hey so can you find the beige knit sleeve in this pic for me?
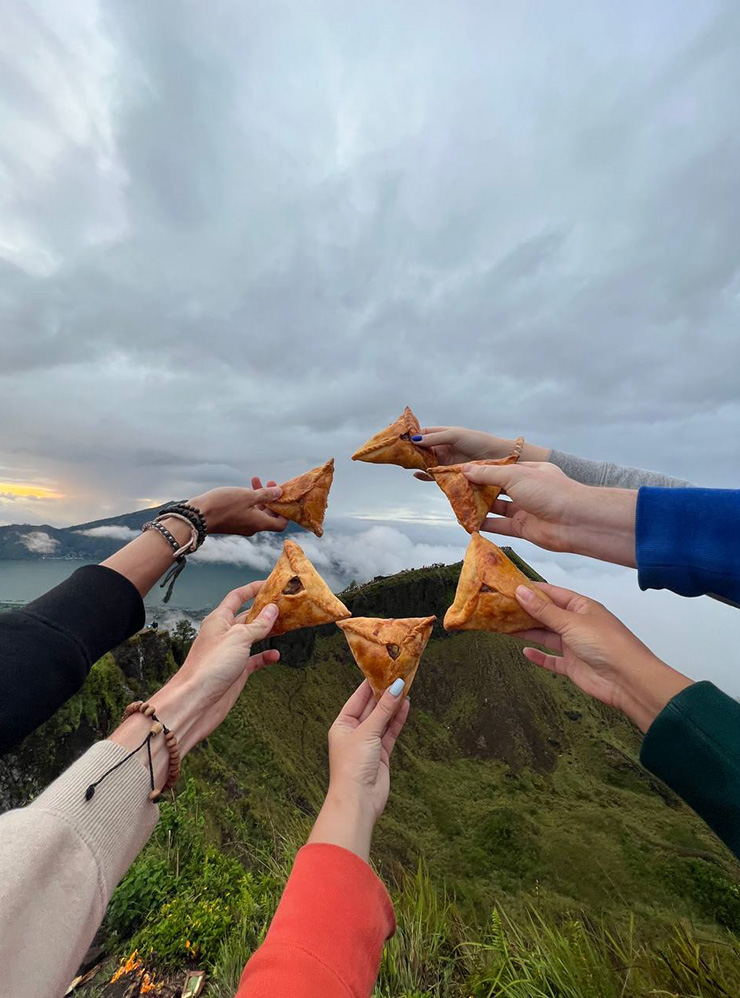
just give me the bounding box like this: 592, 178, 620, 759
0, 741, 159, 998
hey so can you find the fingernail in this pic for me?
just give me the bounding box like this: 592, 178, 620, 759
411, 434, 423, 442
516, 585, 534, 603
261, 603, 279, 618
462, 463, 472, 473
388, 678, 405, 697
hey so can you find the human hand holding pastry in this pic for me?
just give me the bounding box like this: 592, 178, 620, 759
308, 680, 411, 860
464, 461, 638, 568
189, 484, 289, 535
111, 581, 280, 785
513, 583, 693, 732
412, 426, 551, 480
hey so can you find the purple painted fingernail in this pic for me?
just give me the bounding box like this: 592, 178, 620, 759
411, 434, 423, 442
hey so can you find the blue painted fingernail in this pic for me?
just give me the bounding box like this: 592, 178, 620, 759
410, 434, 423, 442
388, 678, 405, 697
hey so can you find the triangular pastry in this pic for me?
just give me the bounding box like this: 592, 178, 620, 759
351, 406, 436, 472
428, 451, 520, 533
266, 458, 334, 537
337, 616, 436, 700
444, 532, 550, 634
245, 539, 350, 636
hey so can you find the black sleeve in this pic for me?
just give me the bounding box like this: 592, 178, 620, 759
0, 565, 145, 753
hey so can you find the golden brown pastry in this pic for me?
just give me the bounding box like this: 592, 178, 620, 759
245, 539, 350, 636
265, 458, 334, 537
337, 615, 436, 700
444, 532, 550, 634
351, 406, 436, 471
427, 451, 520, 533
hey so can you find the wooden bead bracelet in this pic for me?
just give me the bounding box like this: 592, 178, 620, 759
122, 700, 181, 800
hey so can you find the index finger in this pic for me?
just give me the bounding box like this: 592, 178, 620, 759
218, 580, 266, 616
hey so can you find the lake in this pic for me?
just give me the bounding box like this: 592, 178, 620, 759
0, 560, 266, 626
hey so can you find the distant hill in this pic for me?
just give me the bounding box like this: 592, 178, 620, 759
0, 504, 300, 562
0, 505, 167, 561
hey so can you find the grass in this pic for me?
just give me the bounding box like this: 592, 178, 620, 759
7, 559, 739, 995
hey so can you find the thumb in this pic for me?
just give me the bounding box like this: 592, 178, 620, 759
243, 602, 279, 642
463, 463, 511, 487
362, 678, 407, 737
515, 585, 570, 633
254, 485, 283, 504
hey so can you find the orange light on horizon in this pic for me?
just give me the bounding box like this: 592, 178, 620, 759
0, 482, 64, 500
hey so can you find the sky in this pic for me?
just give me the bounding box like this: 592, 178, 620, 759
1, 1, 739, 687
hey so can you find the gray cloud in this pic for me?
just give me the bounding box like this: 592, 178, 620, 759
1, 1, 739, 676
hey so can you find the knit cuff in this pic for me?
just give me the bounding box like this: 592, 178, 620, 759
28, 741, 159, 897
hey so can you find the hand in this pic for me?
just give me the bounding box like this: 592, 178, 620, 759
464, 461, 638, 567
411, 426, 550, 481
189, 484, 288, 536
308, 679, 410, 861
514, 582, 692, 732
112, 582, 281, 780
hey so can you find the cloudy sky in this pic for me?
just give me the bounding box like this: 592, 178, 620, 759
1, 1, 739, 687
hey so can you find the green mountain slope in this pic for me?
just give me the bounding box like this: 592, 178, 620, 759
3, 556, 739, 996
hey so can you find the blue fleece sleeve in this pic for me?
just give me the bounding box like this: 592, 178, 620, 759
636, 488, 740, 605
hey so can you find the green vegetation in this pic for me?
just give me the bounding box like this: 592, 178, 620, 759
4, 558, 740, 995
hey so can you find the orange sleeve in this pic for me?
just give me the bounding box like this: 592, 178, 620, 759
235, 843, 396, 998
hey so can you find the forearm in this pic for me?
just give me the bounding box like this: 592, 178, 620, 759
0, 565, 144, 752
551, 451, 693, 489
613, 651, 694, 733
562, 486, 638, 567
480, 436, 551, 463
636, 488, 740, 605
0, 741, 159, 998
101, 514, 196, 598
236, 844, 395, 998
307, 791, 375, 862
641, 682, 740, 859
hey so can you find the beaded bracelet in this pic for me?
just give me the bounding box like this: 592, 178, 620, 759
83, 702, 180, 804
122, 701, 181, 799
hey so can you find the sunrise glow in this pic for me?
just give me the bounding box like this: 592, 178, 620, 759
0, 482, 64, 500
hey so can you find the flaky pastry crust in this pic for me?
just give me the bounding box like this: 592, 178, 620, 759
337, 615, 436, 700
266, 458, 334, 537
245, 539, 350, 636
444, 533, 550, 634
351, 406, 436, 471
428, 452, 520, 533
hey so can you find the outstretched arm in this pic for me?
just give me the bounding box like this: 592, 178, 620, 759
410, 425, 692, 488
236, 679, 410, 998
513, 583, 740, 858
0, 485, 286, 752
0, 586, 279, 997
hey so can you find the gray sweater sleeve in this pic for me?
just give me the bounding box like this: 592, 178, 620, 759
549, 450, 693, 489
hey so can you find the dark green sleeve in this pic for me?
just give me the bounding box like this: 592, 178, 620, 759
640, 681, 740, 858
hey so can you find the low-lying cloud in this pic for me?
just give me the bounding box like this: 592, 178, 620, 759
19, 531, 59, 555
76, 525, 139, 541
193, 526, 466, 590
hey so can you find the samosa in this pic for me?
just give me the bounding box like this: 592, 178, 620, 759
245, 539, 350, 636
337, 615, 436, 700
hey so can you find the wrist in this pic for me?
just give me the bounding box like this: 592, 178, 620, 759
186, 492, 218, 534
308, 787, 377, 862
614, 653, 693, 733
565, 486, 637, 567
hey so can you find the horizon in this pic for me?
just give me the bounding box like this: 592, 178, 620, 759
1, 2, 738, 694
